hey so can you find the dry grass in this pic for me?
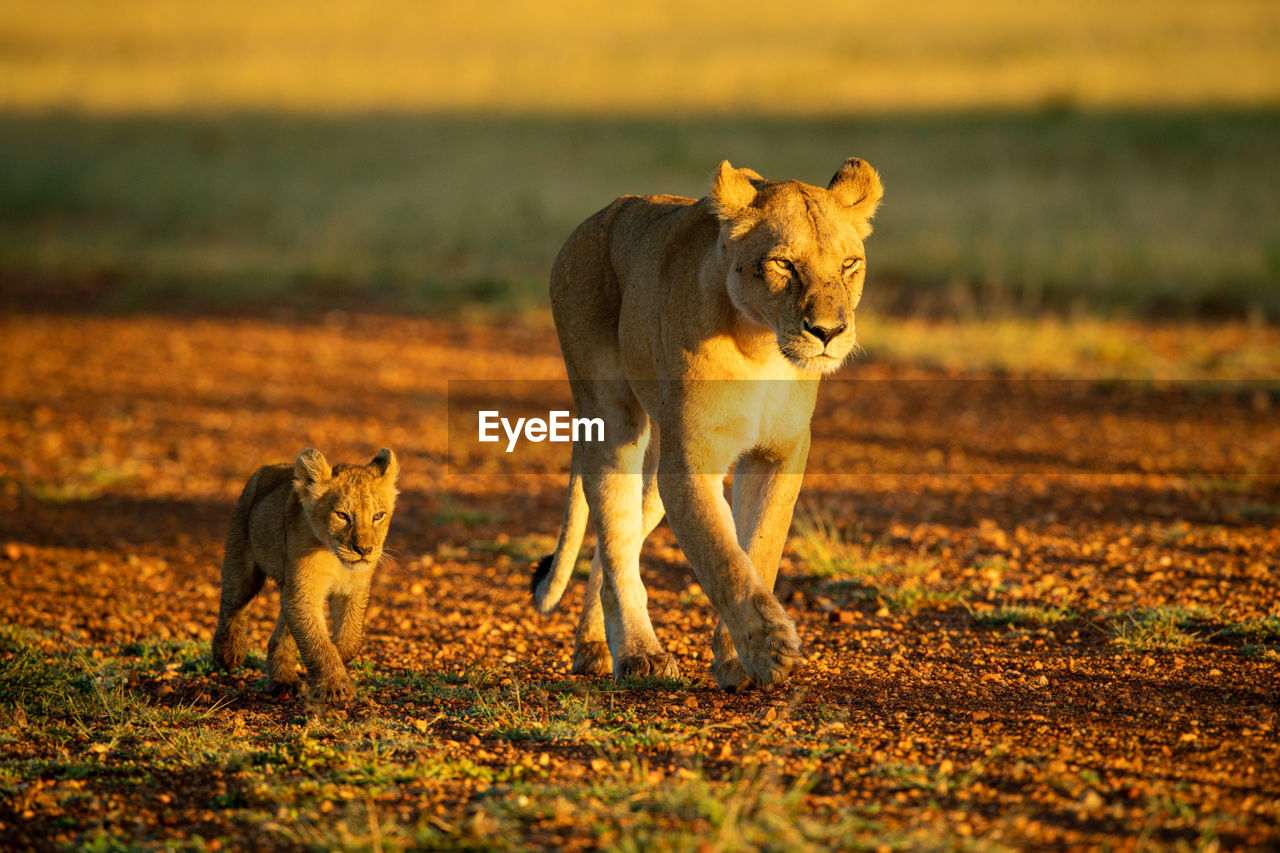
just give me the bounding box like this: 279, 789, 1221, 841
1, 0, 1278, 114
3, 2, 1278, 316
3, 111, 1279, 317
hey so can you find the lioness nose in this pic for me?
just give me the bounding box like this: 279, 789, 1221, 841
352, 543, 371, 557
803, 320, 847, 345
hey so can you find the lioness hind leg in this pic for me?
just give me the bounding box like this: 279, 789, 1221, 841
571, 551, 611, 676
212, 559, 264, 671
580, 402, 678, 681
573, 444, 666, 677
266, 609, 301, 692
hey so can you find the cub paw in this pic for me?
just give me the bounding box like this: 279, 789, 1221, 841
304, 674, 356, 707
615, 652, 680, 681
571, 640, 612, 676
736, 593, 804, 688
265, 673, 301, 695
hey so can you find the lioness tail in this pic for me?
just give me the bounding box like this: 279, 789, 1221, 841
532, 466, 588, 614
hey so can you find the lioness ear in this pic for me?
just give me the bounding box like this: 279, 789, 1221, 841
828, 157, 884, 238
369, 448, 398, 483
294, 448, 332, 497
710, 160, 759, 223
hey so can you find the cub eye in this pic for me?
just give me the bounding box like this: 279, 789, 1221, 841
334, 511, 350, 524
842, 258, 863, 274
373, 511, 386, 522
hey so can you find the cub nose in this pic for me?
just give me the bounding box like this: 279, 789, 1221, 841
352, 543, 371, 558
803, 319, 847, 346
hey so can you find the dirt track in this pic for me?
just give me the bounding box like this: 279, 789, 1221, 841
1, 311, 1278, 851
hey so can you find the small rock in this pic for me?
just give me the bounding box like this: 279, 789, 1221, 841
829, 609, 855, 624
3, 543, 20, 561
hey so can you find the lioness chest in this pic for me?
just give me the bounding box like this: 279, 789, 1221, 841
676, 373, 816, 462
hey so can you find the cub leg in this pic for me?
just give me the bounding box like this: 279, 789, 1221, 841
281, 571, 353, 706
212, 556, 265, 671
573, 438, 665, 676
332, 576, 372, 664
266, 608, 301, 692
711, 442, 809, 690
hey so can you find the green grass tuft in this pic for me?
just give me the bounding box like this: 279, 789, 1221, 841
972, 604, 1075, 627
1110, 606, 1208, 652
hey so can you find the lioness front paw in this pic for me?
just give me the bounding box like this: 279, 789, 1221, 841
211, 629, 248, 671
736, 593, 804, 688
571, 640, 612, 676
711, 656, 750, 692
615, 652, 680, 681
304, 673, 356, 707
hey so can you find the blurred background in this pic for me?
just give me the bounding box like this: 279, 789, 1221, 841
2, 0, 1278, 318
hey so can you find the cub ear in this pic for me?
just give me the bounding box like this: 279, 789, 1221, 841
294, 448, 332, 496
369, 448, 399, 483
709, 160, 761, 230
827, 157, 884, 238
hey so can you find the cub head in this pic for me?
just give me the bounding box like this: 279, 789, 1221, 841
293, 447, 399, 570
711, 157, 883, 375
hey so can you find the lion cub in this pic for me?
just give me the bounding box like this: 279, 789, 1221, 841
212, 448, 399, 705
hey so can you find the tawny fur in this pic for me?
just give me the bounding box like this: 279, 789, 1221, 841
532, 158, 882, 690
212, 448, 399, 706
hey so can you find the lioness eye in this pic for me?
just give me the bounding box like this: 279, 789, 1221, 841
373, 511, 386, 522
768, 258, 794, 274
335, 511, 350, 524
843, 258, 863, 273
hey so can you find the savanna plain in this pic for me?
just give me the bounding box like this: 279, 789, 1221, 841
2, 1, 1280, 850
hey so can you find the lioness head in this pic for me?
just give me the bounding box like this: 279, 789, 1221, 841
711, 158, 883, 375
294, 448, 399, 570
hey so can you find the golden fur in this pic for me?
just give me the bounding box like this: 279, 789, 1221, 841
212, 448, 398, 705
532, 158, 882, 690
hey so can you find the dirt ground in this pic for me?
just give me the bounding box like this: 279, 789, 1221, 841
1, 310, 1278, 851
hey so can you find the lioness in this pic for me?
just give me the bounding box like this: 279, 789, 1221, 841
531, 158, 883, 690
212, 448, 399, 705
